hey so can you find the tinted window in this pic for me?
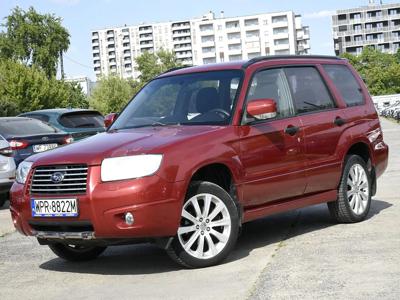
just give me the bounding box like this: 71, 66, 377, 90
0, 118, 57, 137
59, 112, 104, 128
323, 64, 364, 107
285, 67, 335, 114
22, 114, 50, 123
246, 68, 295, 119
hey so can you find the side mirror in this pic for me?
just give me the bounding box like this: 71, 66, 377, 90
104, 113, 118, 128
246, 98, 277, 121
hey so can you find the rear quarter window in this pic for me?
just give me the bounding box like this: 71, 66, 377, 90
322, 64, 365, 107
59, 112, 104, 128
22, 114, 50, 123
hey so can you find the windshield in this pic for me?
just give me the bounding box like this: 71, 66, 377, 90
110, 70, 243, 130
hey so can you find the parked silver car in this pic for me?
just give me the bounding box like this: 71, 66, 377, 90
0, 135, 16, 207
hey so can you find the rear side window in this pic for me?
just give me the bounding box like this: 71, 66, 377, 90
0, 119, 57, 137
284, 67, 335, 114
59, 112, 104, 128
22, 114, 50, 123
323, 65, 364, 107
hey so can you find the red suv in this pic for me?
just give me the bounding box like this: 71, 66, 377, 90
10, 56, 388, 268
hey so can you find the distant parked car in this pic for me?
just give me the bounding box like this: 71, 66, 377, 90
0, 135, 16, 207
0, 117, 73, 166
19, 109, 105, 140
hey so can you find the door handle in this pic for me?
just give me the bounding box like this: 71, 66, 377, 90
285, 125, 299, 136
334, 117, 346, 127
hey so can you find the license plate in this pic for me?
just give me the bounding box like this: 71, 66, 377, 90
31, 198, 79, 217
33, 143, 58, 153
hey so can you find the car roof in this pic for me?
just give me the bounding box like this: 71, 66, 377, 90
158, 55, 343, 78
20, 108, 100, 116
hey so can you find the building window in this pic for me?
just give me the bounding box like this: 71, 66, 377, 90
272, 15, 287, 23
228, 54, 242, 61
245, 18, 259, 26
217, 25, 223, 30
246, 30, 260, 38
274, 38, 289, 45
273, 27, 288, 35
226, 21, 240, 29
203, 57, 216, 64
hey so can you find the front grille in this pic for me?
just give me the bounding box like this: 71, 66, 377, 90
30, 165, 88, 195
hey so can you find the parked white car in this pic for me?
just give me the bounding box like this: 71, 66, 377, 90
0, 135, 16, 207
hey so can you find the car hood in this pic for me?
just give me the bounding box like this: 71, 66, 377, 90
28, 125, 225, 166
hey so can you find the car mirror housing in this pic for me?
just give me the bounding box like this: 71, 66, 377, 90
246, 98, 277, 121
104, 113, 118, 128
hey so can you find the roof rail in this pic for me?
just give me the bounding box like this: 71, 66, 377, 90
242, 55, 342, 69
159, 65, 193, 76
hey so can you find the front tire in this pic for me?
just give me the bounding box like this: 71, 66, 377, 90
328, 155, 372, 223
48, 243, 106, 262
167, 181, 240, 268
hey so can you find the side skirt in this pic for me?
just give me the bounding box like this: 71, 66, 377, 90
243, 190, 337, 223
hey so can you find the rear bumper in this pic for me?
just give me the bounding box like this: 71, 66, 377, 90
10, 166, 186, 240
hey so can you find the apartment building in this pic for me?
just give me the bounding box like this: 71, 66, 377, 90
332, 1, 400, 55
91, 10, 310, 79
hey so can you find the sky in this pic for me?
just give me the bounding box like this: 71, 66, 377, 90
1, 0, 398, 80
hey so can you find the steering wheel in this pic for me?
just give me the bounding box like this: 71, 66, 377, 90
208, 108, 230, 119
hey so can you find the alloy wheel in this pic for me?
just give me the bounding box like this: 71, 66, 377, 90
347, 164, 369, 215
178, 193, 231, 259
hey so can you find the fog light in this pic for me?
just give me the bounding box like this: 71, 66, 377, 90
125, 212, 134, 225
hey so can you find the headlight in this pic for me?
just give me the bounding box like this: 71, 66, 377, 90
101, 154, 163, 182
16, 161, 33, 184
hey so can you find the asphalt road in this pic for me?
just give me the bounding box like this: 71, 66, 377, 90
0, 118, 398, 300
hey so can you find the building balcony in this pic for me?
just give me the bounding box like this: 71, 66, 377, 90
176, 52, 192, 59
201, 40, 215, 47
107, 32, 114, 38
200, 29, 214, 36
245, 36, 260, 42
138, 27, 153, 34
244, 24, 260, 31
181, 59, 193, 65
272, 21, 288, 28
108, 53, 116, 59
274, 43, 290, 51
93, 61, 101, 67
173, 38, 191, 44
173, 31, 191, 38
275, 32, 290, 39
226, 26, 241, 33
92, 41, 99, 47
92, 48, 100, 54
228, 48, 242, 55
109, 61, 117, 66
172, 23, 191, 30
227, 38, 241, 44
139, 36, 153, 42
123, 51, 131, 57
202, 51, 216, 58
140, 42, 154, 48
174, 45, 192, 51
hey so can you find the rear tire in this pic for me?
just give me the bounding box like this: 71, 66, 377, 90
48, 243, 106, 262
167, 181, 239, 268
328, 155, 371, 223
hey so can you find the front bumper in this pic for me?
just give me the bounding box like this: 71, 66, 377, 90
10, 165, 186, 239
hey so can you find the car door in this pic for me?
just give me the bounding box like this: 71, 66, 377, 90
239, 68, 307, 207
284, 66, 346, 194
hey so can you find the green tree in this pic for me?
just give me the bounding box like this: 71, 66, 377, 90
135, 49, 182, 83
0, 59, 87, 117
0, 6, 70, 78
89, 75, 135, 114
342, 47, 400, 95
